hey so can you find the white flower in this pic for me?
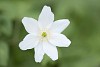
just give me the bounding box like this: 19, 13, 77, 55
19, 5, 71, 62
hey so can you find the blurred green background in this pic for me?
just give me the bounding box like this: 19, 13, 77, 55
0, 0, 100, 67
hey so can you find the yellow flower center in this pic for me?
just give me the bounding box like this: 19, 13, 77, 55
42, 32, 47, 37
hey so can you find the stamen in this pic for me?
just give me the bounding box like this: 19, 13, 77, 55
42, 32, 47, 37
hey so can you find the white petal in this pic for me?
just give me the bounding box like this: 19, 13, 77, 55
22, 17, 39, 34
34, 41, 44, 62
48, 33, 71, 47
38, 6, 54, 28
49, 19, 70, 33
19, 34, 40, 50
43, 40, 58, 61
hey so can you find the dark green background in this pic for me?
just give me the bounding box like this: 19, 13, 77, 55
0, 0, 100, 67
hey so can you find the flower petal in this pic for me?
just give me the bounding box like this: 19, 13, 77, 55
48, 33, 71, 47
49, 19, 70, 33
43, 40, 58, 61
22, 17, 39, 34
19, 34, 40, 50
38, 6, 54, 28
34, 41, 44, 62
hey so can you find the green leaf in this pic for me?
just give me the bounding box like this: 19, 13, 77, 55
0, 16, 12, 36
0, 41, 9, 66
41, 54, 51, 66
